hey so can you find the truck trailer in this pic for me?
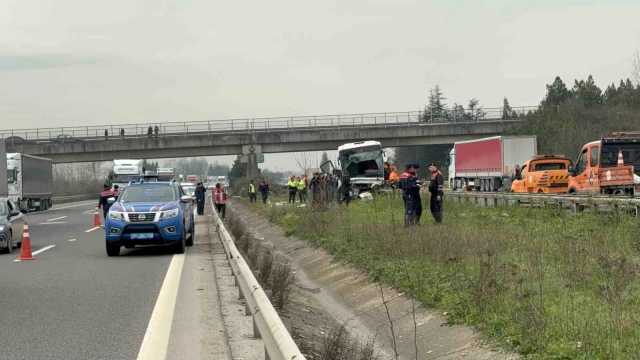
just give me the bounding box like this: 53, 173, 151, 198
7, 153, 53, 212
0, 140, 7, 197
447, 135, 537, 191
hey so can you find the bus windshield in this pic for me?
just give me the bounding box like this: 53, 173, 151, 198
339, 145, 384, 177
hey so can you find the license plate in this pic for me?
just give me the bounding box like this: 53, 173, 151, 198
131, 233, 154, 240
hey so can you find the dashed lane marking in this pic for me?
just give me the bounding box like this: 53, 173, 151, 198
47, 216, 68, 222
85, 226, 101, 233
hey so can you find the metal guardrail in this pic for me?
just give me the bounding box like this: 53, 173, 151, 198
51, 193, 98, 205
449, 191, 640, 215
0, 107, 539, 144
210, 198, 305, 360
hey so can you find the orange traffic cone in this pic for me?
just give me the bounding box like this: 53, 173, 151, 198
94, 207, 102, 227
17, 220, 35, 261
617, 150, 624, 168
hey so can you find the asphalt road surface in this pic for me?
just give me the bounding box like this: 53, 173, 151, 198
0, 200, 231, 360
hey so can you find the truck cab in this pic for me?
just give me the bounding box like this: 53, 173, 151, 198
567, 133, 640, 195
510, 155, 572, 193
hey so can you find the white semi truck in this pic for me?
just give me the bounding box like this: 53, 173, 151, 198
6, 153, 53, 212
109, 159, 145, 189
0, 140, 7, 197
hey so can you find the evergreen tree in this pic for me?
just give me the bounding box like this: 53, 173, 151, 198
426, 85, 447, 121
227, 155, 247, 184
572, 75, 602, 107
543, 76, 571, 107
502, 97, 514, 119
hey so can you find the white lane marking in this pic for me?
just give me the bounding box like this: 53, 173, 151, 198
69, 239, 76, 242
48, 202, 95, 211
82, 210, 97, 214
47, 216, 67, 222
85, 226, 101, 233
38, 222, 67, 225
14, 245, 57, 262
136, 252, 187, 360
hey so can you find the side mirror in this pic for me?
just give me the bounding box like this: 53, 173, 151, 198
181, 195, 192, 203
9, 210, 20, 217
567, 164, 575, 176
107, 197, 116, 205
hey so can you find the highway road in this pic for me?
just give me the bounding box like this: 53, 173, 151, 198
0, 200, 238, 360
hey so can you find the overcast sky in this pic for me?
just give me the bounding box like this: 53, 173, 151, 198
1, 0, 639, 171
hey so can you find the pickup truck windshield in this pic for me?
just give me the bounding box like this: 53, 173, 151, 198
120, 186, 176, 202
0, 202, 6, 216
533, 162, 568, 171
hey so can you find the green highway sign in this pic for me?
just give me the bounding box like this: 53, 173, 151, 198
258, 154, 264, 163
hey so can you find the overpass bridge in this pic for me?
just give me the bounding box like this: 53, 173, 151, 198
1, 107, 535, 163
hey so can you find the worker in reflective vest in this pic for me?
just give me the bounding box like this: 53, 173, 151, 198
248, 180, 257, 203
214, 183, 228, 219
297, 176, 307, 202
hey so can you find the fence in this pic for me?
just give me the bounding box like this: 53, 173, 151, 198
210, 198, 305, 360
449, 191, 640, 215
0, 107, 539, 143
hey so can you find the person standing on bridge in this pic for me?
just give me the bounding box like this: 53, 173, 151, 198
120, 128, 125, 138
428, 163, 444, 223
147, 126, 153, 138
154, 125, 159, 137
98, 184, 115, 224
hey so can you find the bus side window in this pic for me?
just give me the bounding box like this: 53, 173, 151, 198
575, 149, 588, 174
589, 146, 599, 168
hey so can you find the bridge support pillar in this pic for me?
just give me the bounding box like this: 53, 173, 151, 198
247, 153, 259, 181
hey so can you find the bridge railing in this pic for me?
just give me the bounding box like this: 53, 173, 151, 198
0, 106, 538, 144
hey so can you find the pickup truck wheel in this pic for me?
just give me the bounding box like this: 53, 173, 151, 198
173, 229, 186, 254
106, 241, 120, 256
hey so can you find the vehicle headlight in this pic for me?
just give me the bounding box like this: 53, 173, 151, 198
0, 225, 5, 231
160, 208, 179, 220
108, 211, 125, 221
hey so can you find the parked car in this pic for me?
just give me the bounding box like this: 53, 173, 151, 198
0, 198, 25, 253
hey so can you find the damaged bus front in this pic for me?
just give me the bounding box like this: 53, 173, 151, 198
337, 141, 388, 197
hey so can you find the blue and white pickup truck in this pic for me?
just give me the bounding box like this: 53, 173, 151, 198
104, 181, 195, 256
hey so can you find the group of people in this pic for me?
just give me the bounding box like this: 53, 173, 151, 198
247, 179, 270, 204
399, 163, 444, 226
103, 126, 160, 139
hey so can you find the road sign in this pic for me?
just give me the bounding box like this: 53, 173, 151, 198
242, 144, 262, 155
258, 154, 264, 163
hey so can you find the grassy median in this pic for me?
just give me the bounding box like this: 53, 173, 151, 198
245, 195, 640, 359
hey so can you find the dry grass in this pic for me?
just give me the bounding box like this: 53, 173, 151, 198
255, 194, 640, 359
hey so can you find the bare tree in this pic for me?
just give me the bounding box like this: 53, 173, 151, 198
633, 49, 640, 85
293, 151, 315, 175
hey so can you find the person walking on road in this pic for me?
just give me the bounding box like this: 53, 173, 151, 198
399, 164, 422, 227
98, 184, 115, 224
428, 163, 444, 223
259, 179, 270, 204
195, 182, 206, 215
248, 180, 257, 203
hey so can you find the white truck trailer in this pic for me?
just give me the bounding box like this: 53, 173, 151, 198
7, 153, 53, 212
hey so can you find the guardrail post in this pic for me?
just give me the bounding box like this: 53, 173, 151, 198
265, 317, 293, 360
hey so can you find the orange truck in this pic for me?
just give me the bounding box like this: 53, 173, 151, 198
567, 132, 640, 196
510, 155, 572, 193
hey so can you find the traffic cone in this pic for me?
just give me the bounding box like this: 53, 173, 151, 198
617, 150, 624, 168
94, 207, 102, 227
17, 220, 34, 261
